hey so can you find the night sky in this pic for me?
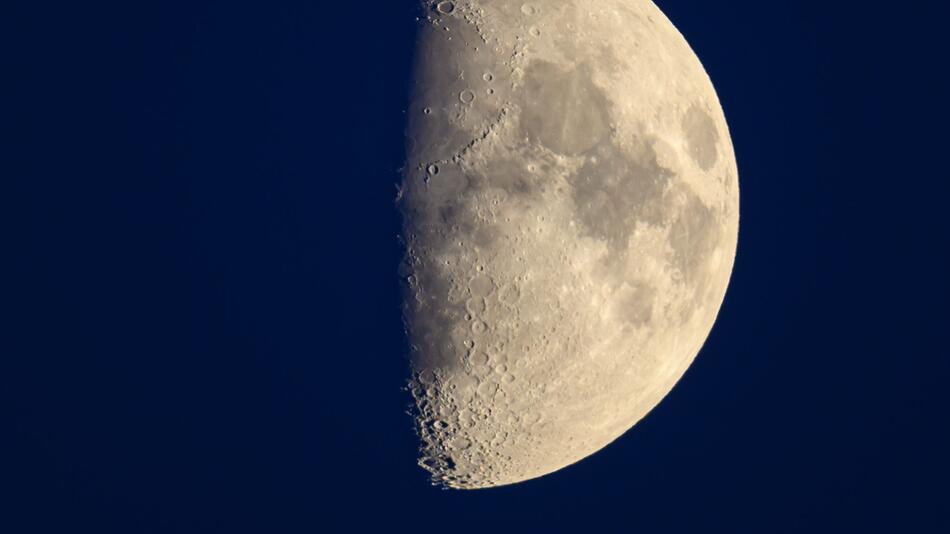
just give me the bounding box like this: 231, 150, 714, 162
5, 1, 948, 532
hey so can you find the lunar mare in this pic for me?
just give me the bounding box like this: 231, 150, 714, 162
399, 0, 739, 489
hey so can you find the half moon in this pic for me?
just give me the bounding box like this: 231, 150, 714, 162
399, 0, 739, 489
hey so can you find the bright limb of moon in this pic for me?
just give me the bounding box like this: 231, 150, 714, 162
399, 0, 739, 489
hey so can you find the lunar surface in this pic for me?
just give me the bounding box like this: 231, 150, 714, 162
398, 0, 739, 489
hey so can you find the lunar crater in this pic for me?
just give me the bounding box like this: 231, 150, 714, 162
683, 104, 721, 171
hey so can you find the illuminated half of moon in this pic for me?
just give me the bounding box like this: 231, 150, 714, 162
398, 0, 739, 489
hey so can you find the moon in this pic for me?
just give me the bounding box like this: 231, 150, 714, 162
398, 0, 739, 489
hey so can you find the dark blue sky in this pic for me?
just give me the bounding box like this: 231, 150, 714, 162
5, 1, 948, 532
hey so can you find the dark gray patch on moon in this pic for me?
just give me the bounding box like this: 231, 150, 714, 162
566, 140, 672, 253
470, 221, 501, 249
400, 166, 471, 251
669, 191, 719, 282
476, 156, 538, 199
683, 105, 719, 171
520, 61, 611, 155
427, 164, 471, 206
618, 282, 656, 326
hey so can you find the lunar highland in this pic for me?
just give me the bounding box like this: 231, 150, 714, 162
399, 0, 739, 489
